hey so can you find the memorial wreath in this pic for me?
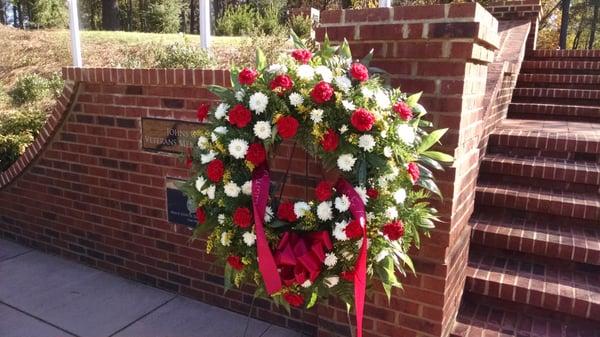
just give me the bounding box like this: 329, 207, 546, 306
183, 35, 452, 336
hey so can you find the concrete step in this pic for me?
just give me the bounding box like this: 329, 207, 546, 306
507, 102, 600, 122
528, 49, 600, 61
465, 249, 600, 321
512, 88, 600, 106
470, 210, 600, 265
521, 60, 600, 75
517, 73, 600, 90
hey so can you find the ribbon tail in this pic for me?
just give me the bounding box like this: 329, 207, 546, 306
336, 178, 367, 337
252, 164, 282, 294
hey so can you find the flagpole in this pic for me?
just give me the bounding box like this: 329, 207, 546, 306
199, 0, 211, 50
68, 0, 82, 67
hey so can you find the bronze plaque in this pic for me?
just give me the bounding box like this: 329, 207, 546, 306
142, 118, 203, 153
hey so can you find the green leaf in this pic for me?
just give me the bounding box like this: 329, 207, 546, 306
360, 49, 374, 66
306, 289, 318, 309
339, 39, 352, 59
320, 33, 336, 59
223, 263, 233, 293
208, 85, 235, 101
267, 220, 289, 229
230, 68, 241, 90
418, 178, 442, 199
256, 48, 267, 71
417, 128, 448, 153
405, 92, 422, 107
397, 252, 416, 274
419, 156, 444, 171
422, 150, 454, 163
290, 30, 307, 49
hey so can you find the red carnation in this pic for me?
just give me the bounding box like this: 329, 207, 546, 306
383, 220, 405, 240
196, 103, 210, 122
393, 101, 413, 121
227, 255, 244, 271
310, 81, 334, 104
344, 219, 363, 240
407, 162, 420, 184
228, 104, 252, 128
349, 62, 369, 82
238, 67, 258, 86
246, 142, 266, 166
206, 159, 224, 182
315, 181, 333, 201
277, 202, 297, 222
341, 270, 355, 282
276, 116, 299, 139
291, 49, 312, 64
320, 129, 339, 152
283, 292, 304, 307
233, 207, 252, 228
366, 188, 379, 200
350, 108, 376, 132
269, 74, 294, 95
196, 207, 206, 224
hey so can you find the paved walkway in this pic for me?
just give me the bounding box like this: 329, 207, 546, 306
0, 239, 302, 337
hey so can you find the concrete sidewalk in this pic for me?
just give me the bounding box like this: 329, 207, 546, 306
0, 239, 303, 337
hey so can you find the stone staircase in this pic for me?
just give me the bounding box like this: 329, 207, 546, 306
452, 50, 600, 337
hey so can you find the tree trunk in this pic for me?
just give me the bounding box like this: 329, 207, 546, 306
572, 10, 586, 49
190, 0, 196, 33
128, 0, 132, 31
102, 0, 120, 30
559, 0, 571, 49
0, 0, 6, 24
589, 2, 599, 49
12, 4, 17, 27
18, 2, 23, 28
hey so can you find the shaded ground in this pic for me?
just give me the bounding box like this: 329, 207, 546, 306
0, 239, 305, 337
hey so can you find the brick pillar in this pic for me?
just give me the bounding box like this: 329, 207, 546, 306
315, 4, 499, 337
485, 0, 542, 52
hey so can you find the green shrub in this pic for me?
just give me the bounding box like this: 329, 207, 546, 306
153, 41, 216, 68
0, 108, 46, 171
288, 14, 313, 39
216, 5, 260, 36
33, 0, 68, 28
8, 74, 50, 106
144, 0, 182, 33
258, 5, 284, 35
47, 72, 65, 97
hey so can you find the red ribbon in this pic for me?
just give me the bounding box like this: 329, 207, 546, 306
336, 179, 367, 337
274, 231, 332, 287
251, 164, 282, 294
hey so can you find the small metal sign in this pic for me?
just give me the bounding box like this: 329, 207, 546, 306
166, 178, 197, 227
142, 118, 202, 153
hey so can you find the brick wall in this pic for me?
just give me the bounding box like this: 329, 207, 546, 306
0, 3, 541, 337
485, 0, 542, 52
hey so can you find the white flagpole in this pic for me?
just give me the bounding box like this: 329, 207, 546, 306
199, 0, 211, 50
379, 0, 392, 7
68, 0, 83, 67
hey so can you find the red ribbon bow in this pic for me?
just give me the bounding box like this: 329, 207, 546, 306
274, 231, 333, 287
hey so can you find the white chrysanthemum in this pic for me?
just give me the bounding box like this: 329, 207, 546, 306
301, 280, 312, 288
249, 92, 269, 114
384, 146, 393, 158
220, 231, 232, 246
253, 121, 272, 140
333, 221, 348, 241
296, 65, 315, 81
241, 181, 252, 195
337, 154, 356, 172
235, 89, 245, 102
197, 136, 209, 149
342, 250, 354, 260
214, 103, 229, 120
195, 176, 206, 192
315, 65, 333, 82
393, 188, 407, 204
243, 231, 256, 247
200, 150, 217, 164
358, 134, 376, 152
228, 139, 249, 159
375, 90, 391, 109
211, 126, 228, 142
366, 212, 375, 222
339, 124, 348, 134
289, 92, 304, 107
310, 109, 324, 123
224, 181, 241, 198
325, 276, 339, 287
381, 129, 388, 138
361, 87, 374, 98
203, 185, 216, 199
385, 206, 399, 219
342, 100, 356, 111
267, 64, 287, 74
324, 252, 338, 268
397, 124, 416, 145
334, 195, 350, 212
354, 186, 369, 205
334, 75, 352, 93
264, 206, 273, 222
317, 201, 333, 221
294, 201, 311, 218
217, 214, 225, 224
376, 249, 388, 262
